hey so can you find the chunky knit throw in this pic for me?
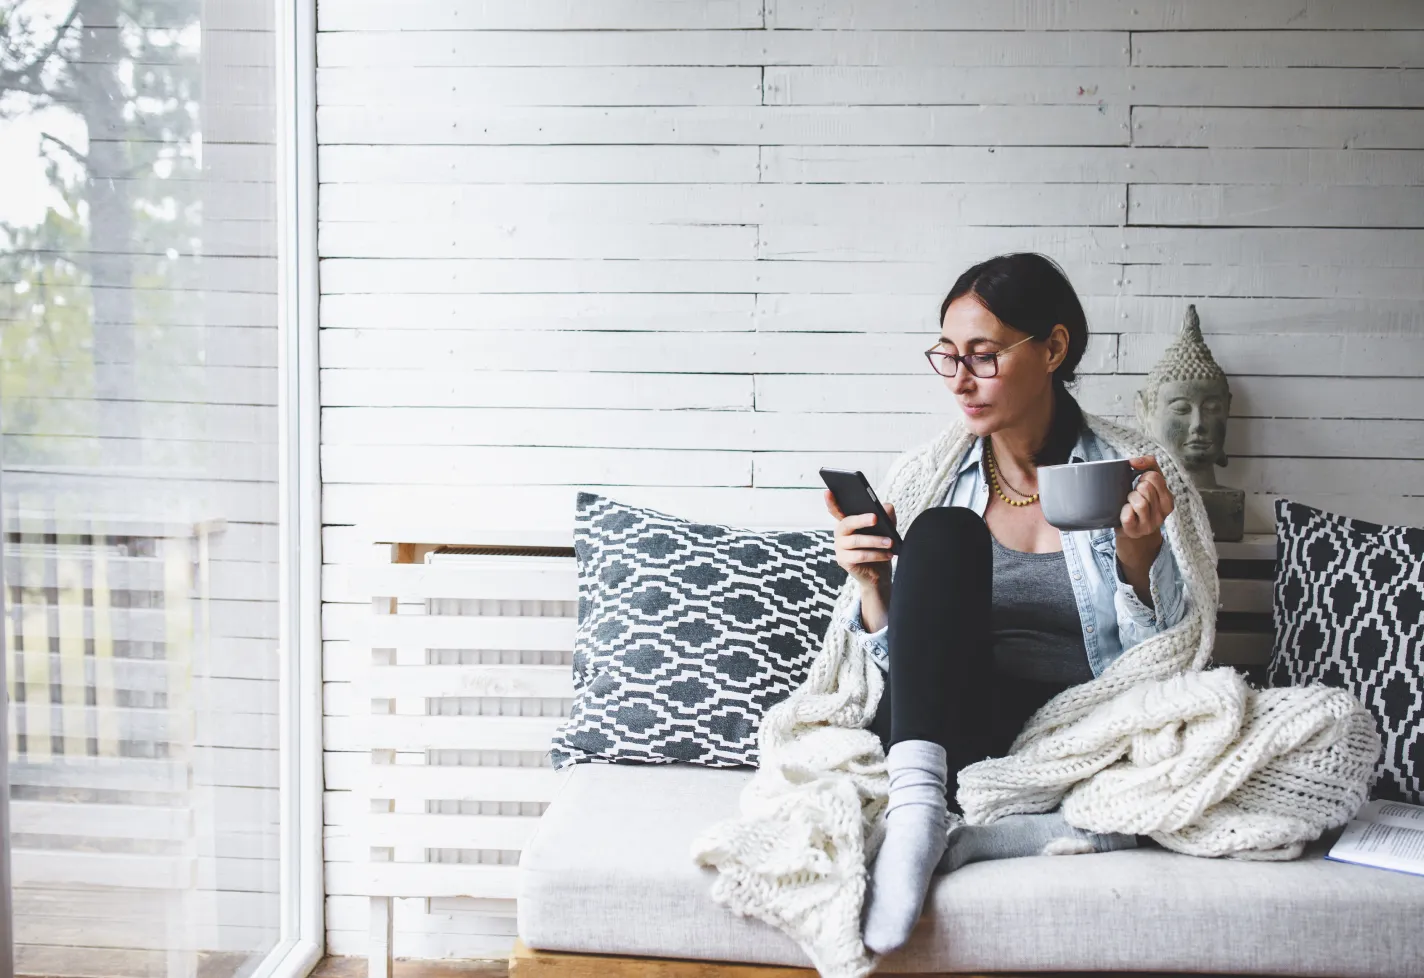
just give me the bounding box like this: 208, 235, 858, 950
689, 412, 1382, 978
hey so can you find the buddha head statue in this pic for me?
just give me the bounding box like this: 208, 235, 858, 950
1134, 305, 1232, 490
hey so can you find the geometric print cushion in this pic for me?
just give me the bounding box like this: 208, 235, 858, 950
1267, 498, 1424, 805
548, 492, 847, 771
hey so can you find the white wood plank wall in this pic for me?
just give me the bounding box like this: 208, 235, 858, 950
316, 0, 1424, 958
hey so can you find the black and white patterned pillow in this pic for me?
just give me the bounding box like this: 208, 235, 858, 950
548, 492, 847, 771
1268, 498, 1424, 804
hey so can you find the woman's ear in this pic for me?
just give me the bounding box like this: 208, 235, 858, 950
1047, 323, 1070, 373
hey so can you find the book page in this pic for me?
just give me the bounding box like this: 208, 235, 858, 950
1356, 799, 1424, 832
1327, 818, 1424, 876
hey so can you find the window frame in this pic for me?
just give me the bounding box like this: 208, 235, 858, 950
260, 0, 324, 975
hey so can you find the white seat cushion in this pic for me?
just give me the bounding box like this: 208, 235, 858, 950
517, 762, 1424, 976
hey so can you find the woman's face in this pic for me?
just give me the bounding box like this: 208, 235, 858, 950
935, 294, 1064, 437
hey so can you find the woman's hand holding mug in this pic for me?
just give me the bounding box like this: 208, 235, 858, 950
823, 489, 897, 592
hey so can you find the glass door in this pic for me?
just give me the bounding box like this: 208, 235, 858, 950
0, 0, 318, 975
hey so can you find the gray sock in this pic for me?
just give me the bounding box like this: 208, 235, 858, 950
861, 739, 949, 955
937, 809, 1139, 874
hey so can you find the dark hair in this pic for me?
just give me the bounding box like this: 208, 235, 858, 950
939, 252, 1089, 467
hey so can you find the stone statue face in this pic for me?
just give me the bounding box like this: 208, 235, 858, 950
1150, 379, 1231, 483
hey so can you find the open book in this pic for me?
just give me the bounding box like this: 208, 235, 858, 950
1325, 798, 1424, 877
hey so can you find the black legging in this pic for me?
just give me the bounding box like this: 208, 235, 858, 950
868, 506, 1074, 815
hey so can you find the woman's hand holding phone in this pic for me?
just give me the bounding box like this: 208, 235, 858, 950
824, 489, 897, 592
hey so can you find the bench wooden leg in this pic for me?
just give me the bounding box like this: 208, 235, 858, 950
509, 939, 815, 977
369, 896, 394, 978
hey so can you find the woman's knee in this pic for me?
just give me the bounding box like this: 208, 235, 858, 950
902, 505, 989, 556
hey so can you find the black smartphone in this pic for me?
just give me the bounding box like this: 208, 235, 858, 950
818, 467, 903, 555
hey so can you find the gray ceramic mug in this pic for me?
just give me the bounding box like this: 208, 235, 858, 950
1038, 458, 1138, 531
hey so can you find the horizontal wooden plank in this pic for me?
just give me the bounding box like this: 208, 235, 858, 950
318, 144, 760, 184
1132, 30, 1424, 68
753, 293, 1424, 336
15, 884, 276, 929
1120, 334, 1424, 376
318, 222, 756, 261
320, 291, 755, 331
1213, 535, 1275, 562
14, 912, 270, 956
317, 104, 1131, 146
11, 851, 191, 889
317, 257, 1115, 296
1129, 186, 1424, 232
758, 225, 1424, 272
2, 399, 276, 442
317, 0, 763, 30
355, 563, 576, 604
0, 655, 267, 701
323, 445, 752, 487
11, 801, 189, 841
1218, 579, 1273, 614
7, 758, 186, 792
0, 366, 277, 405
325, 928, 515, 961
1134, 107, 1424, 149
1120, 228, 1424, 268
319, 406, 931, 451
319, 369, 753, 410
337, 862, 521, 899
1, 596, 279, 646
326, 895, 516, 934
1, 321, 275, 368
769, 0, 1424, 30
767, 66, 1424, 108
326, 715, 563, 753
319, 182, 1125, 228
365, 664, 575, 699
2, 436, 277, 483
316, 28, 1131, 69
763, 145, 1424, 187
366, 763, 566, 803
1210, 632, 1273, 666
317, 66, 763, 106
753, 374, 1424, 419
326, 606, 575, 650
364, 813, 541, 849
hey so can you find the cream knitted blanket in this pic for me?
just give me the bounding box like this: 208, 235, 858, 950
689, 412, 1381, 978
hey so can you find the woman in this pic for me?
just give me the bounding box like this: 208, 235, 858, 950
824, 253, 1191, 955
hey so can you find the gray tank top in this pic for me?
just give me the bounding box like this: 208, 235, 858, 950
989, 535, 1095, 685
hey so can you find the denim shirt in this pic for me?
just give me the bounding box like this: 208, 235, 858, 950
841, 427, 1189, 679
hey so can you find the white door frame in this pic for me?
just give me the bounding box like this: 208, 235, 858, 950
259, 0, 324, 974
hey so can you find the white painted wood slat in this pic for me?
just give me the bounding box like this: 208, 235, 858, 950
768, 0, 1424, 31
318, 67, 763, 106
367, 764, 564, 803
365, 813, 540, 849
359, 864, 520, 900
365, 665, 574, 699
361, 562, 576, 603
316, 29, 1133, 70
317, 104, 1131, 146
318, 0, 763, 31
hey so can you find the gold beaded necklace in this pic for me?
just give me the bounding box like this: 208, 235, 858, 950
985, 438, 1039, 507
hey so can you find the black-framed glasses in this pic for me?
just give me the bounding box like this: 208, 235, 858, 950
924, 335, 1034, 379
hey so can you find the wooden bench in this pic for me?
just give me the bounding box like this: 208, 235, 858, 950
355, 532, 1277, 977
